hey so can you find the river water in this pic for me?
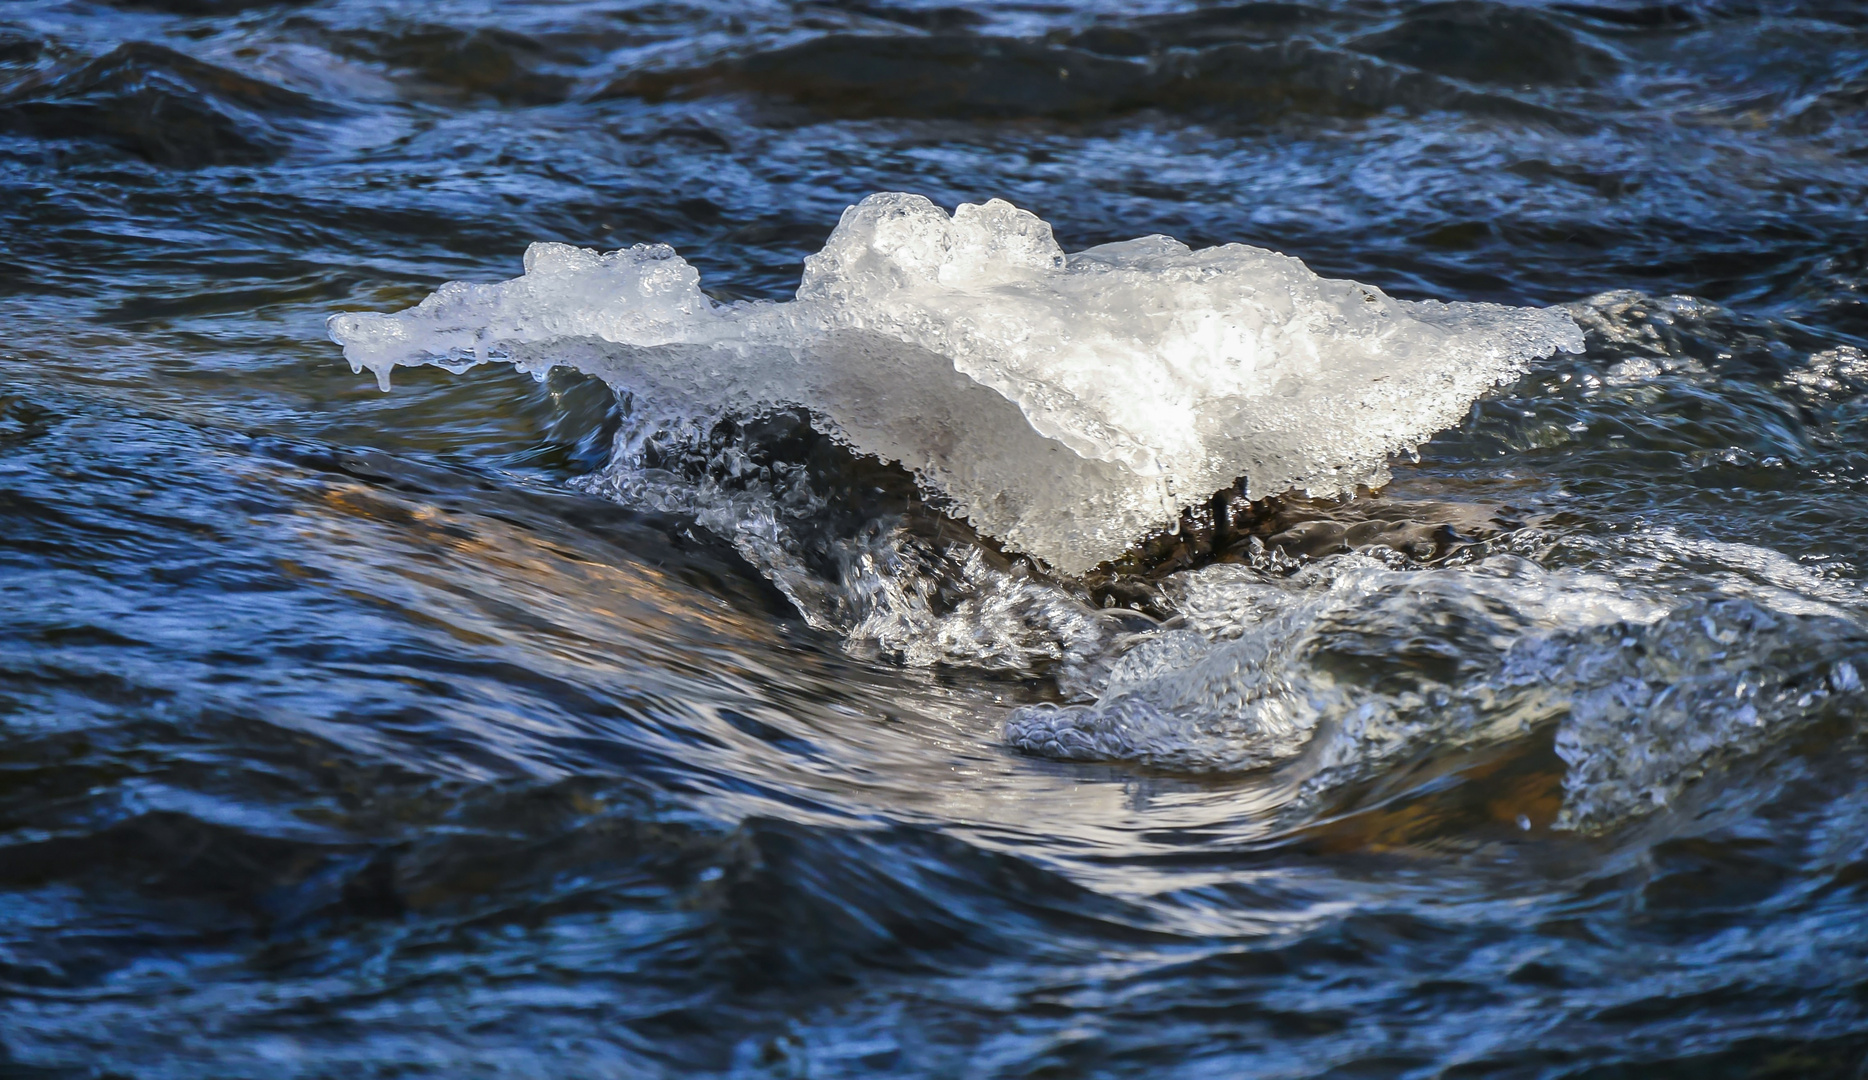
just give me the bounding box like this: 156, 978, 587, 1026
4, 1, 1868, 1076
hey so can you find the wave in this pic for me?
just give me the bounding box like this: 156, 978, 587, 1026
0, 40, 336, 166
601, 33, 1584, 127
1008, 553, 1868, 831
593, 0, 1629, 127
327, 23, 572, 105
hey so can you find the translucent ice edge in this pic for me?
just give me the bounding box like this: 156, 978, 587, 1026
328, 193, 1583, 575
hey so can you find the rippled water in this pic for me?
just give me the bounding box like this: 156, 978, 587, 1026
5, 1, 1868, 1076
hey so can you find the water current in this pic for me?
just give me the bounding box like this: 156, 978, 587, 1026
5, 1, 1868, 1076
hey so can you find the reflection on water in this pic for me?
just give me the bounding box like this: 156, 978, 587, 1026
4, 1, 1868, 1076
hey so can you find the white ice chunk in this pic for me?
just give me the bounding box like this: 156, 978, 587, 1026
328, 193, 1583, 574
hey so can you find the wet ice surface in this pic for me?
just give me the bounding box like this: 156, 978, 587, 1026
6, 0, 1868, 1076
329, 193, 1581, 572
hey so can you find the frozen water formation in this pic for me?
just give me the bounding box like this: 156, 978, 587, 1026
329, 193, 1583, 575
326, 198, 1868, 833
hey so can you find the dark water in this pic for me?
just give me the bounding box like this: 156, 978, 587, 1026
5, 1, 1868, 1076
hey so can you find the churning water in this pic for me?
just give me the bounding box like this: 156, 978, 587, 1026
4, 1, 1868, 1076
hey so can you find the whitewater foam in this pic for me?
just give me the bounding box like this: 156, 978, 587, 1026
329, 192, 1583, 575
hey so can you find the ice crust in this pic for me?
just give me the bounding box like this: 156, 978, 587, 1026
329, 192, 1583, 575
